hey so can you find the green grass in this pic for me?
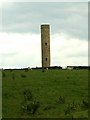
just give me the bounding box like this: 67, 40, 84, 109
2, 69, 88, 118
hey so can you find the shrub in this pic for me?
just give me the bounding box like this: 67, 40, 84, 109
82, 98, 88, 109
22, 89, 40, 115
67, 76, 69, 79
64, 100, 77, 115
25, 69, 28, 72
57, 96, 66, 104
10, 69, 13, 72
12, 74, 15, 80
23, 89, 33, 101
21, 74, 26, 78
2, 72, 6, 77
22, 100, 40, 114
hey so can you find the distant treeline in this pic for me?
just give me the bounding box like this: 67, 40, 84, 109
32, 66, 89, 70
2, 66, 90, 70
67, 66, 90, 70
32, 66, 62, 70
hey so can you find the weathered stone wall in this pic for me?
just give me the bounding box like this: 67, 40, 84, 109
41, 24, 50, 68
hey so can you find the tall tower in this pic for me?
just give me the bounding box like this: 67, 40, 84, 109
41, 24, 50, 68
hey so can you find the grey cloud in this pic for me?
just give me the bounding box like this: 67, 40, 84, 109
2, 2, 88, 39
65, 51, 88, 58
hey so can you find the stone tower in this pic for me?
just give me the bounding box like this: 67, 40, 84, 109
41, 24, 50, 68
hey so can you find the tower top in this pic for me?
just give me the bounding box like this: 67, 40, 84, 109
41, 24, 50, 29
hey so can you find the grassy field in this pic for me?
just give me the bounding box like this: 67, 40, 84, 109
2, 69, 88, 118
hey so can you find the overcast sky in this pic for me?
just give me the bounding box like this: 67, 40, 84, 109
0, 0, 88, 68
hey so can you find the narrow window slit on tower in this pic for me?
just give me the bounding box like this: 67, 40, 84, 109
46, 58, 47, 61
45, 43, 47, 46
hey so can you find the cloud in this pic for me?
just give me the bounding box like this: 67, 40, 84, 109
1, 2, 88, 40
0, 32, 88, 68
51, 33, 88, 66
0, 32, 41, 68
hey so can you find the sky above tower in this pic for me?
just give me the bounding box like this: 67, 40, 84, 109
0, 0, 88, 69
